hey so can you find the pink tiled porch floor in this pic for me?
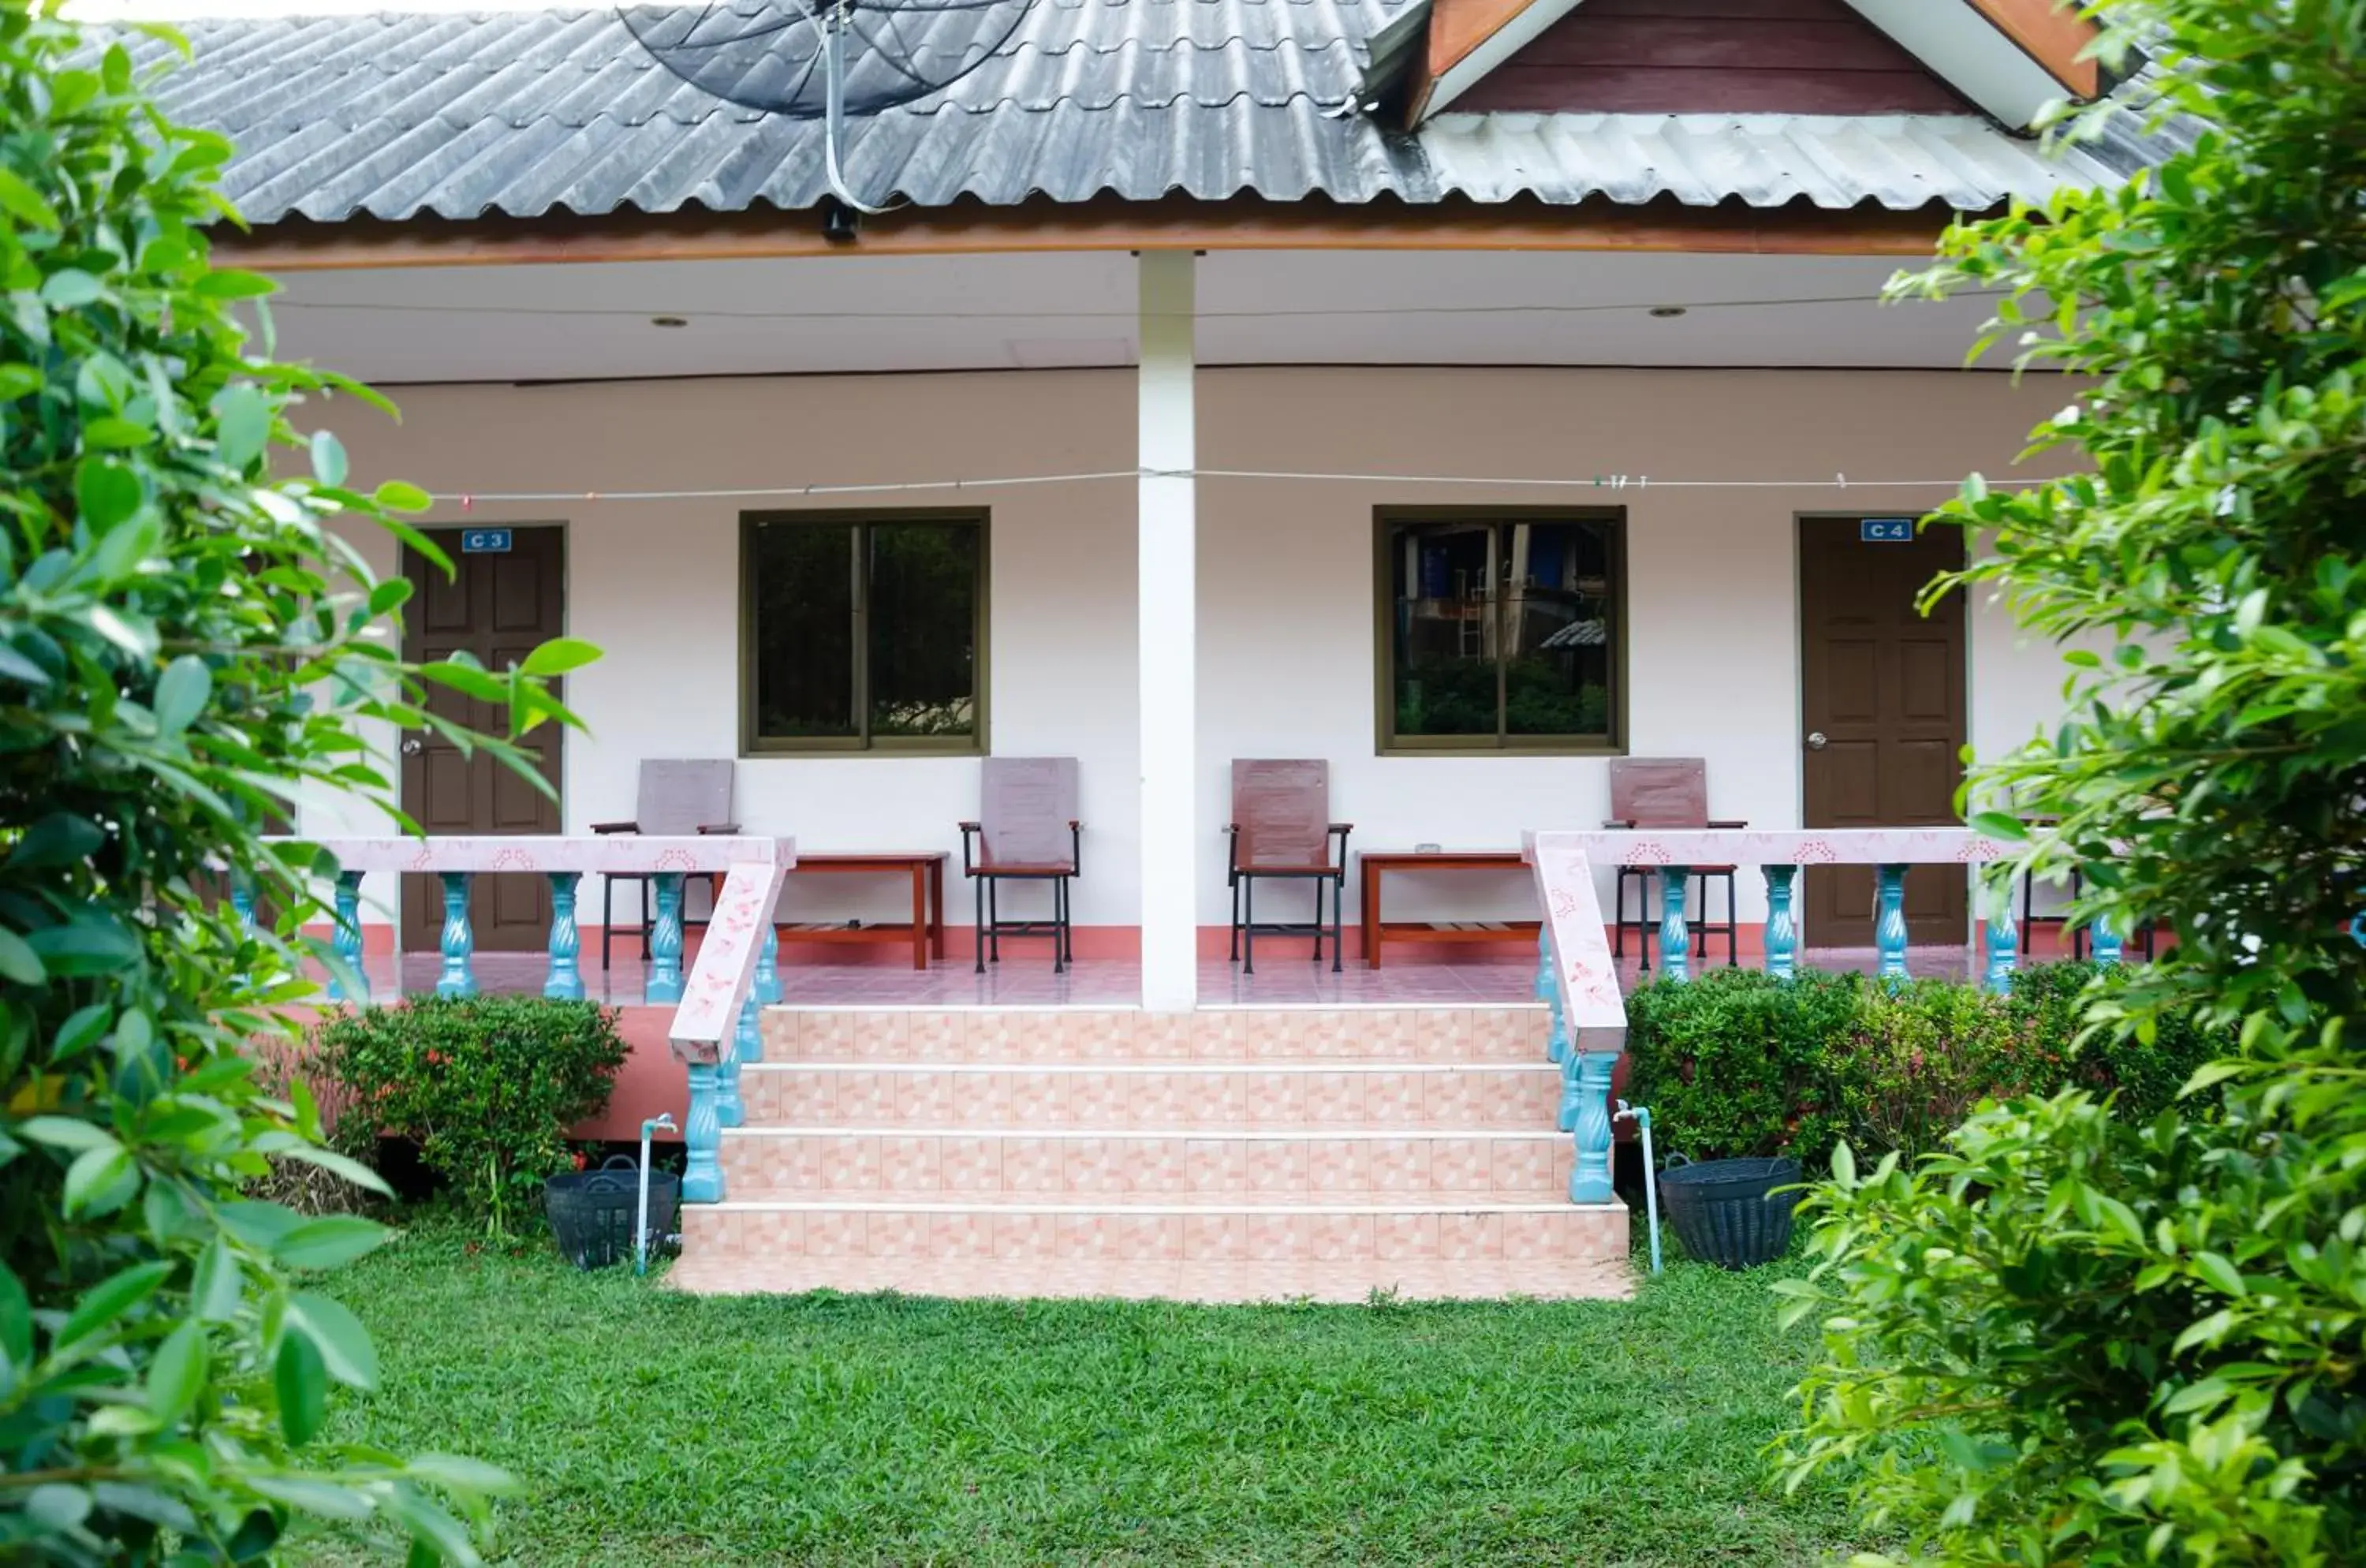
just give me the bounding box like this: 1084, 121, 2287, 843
362, 946, 1982, 1008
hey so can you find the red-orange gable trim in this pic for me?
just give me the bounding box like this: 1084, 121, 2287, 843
1964, 0, 2100, 98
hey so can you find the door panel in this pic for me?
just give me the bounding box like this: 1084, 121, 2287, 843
400, 527, 566, 953
1798, 518, 1966, 947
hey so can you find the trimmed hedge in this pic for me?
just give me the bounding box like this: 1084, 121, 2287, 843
1625, 961, 2222, 1168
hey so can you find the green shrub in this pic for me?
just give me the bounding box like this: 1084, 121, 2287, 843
1624, 968, 1864, 1163
319, 998, 628, 1236
2009, 960, 2221, 1125
1825, 980, 2043, 1163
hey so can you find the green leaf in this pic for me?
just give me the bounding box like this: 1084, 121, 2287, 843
153, 654, 213, 734
247, 1473, 375, 1522
375, 480, 433, 513
26, 917, 143, 976
195, 268, 279, 301
0, 1264, 32, 1368
420, 660, 512, 704
63, 1144, 139, 1217
519, 637, 601, 678
276, 1143, 394, 1197
0, 167, 62, 230
0, 928, 47, 985
274, 1329, 328, 1446
381, 1482, 483, 1568
2192, 1252, 2248, 1298
24, 1484, 91, 1531
190, 1238, 243, 1323
54, 1260, 172, 1353
80, 415, 155, 450
212, 383, 271, 472
405, 1454, 514, 1495
40, 269, 105, 308
1969, 811, 2028, 842
147, 1320, 209, 1423
17, 1114, 118, 1152
287, 1290, 379, 1389
76, 458, 144, 530
303, 427, 351, 492
276, 1215, 392, 1271
9, 812, 105, 869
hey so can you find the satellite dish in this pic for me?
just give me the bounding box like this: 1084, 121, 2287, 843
621, 0, 1036, 212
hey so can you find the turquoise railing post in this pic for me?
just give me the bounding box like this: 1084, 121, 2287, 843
1557, 1045, 1582, 1132
1569, 1052, 1618, 1202
1763, 864, 1798, 981
1984, 885, 2018, 995
720, 998, 754, 1129
1657, 866, 1692, 983
230, 881, 256, 936
543, 872, 585, 1001
682, 1062, 722, 1201
329, 870, 366, 1003
1874, 864, 1909, 985
755, 916, 782, 1006
435, 872, 476, 997
646, 872, 686, 1003
1539, 924, 1570, 1066
2091, 909, 2125, 967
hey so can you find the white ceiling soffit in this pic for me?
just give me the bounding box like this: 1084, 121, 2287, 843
1421, 0, 1590, 122
1839, 0, 2070, 129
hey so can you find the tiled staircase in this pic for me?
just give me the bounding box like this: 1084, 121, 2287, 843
672, 1004, 1630, 1301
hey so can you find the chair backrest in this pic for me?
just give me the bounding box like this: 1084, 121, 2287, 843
980, 756, 1079, 868
1233, 759, 1330, 870
1609, 757, 1708, 829
637, 760, 733, 835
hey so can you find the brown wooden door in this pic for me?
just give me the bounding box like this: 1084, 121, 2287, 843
400, 527, 565, 953
1798, 517, 1966, 948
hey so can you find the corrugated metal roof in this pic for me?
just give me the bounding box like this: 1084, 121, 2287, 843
106, 2, 2153, 225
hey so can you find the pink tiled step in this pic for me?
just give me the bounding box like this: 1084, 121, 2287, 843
761, 1005, 1549, 1065
679, 1200, 1628, 1288
718, 1129, 1573, 1200
670, 1250, 1630, 1303
740, 1062, 1562, 1129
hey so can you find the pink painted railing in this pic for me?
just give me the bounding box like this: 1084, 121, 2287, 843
263, 834, 795, 1200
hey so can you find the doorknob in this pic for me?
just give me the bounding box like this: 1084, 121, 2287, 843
401, 737, 424, 756
1805, 732, 1828, 751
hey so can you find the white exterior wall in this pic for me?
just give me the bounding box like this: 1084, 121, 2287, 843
310, 364, 2075, 935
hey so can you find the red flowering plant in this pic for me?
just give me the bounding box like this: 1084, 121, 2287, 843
315, 997, 628, 1238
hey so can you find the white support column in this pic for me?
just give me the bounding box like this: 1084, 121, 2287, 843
1138, 250, 1198, 1013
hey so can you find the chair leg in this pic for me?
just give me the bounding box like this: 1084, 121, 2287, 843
1230, 876, 1241, 963
973, 872, 986, 975
1330, 873, 1344, 974
2018, 863, 2036, 956
1241, 876, 1256, 976
1613, 871, 1627, 959
1310, 875, 1324, 965
1695, 873, 1711, 958
1725, 872, 1739, 966
1052, 877, 1066, 975
988, 879, 1002, 965
1637, 879, 1652, 974
602, 874, 614, 972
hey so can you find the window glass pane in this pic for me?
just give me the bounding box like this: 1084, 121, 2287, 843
868, 521, 979, 740
750, 521, 856, 739
1389, 523, 1501, 739
1502, 519, 1614, 738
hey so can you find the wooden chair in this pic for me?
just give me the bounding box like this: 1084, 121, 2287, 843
592, 760, 737, 971
1227, 759, 1351, 974
959, 757, 1081, 974
1605, 757, 1743, 969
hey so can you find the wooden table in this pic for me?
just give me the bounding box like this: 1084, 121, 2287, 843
1358, 851, 1540, 969
771, 852, 948, 971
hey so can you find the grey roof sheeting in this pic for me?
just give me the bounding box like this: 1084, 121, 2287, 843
110, 1, 2157, 225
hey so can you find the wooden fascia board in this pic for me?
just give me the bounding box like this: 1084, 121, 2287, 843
215, 195, 1961, 274
1417, 0, 1590, 124
1840, 0, 2094, 127
1962, 0, 2100, 99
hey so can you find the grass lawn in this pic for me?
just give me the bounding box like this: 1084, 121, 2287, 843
297, 1226, 1864, 1566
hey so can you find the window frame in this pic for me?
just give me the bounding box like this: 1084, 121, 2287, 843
738, 507, 991, 758
1371, 506, 1629, 758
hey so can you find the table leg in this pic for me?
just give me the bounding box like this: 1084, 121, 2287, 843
909, 863, 928, 970
929, 858, 946, 960
1362, 861, 1381, 969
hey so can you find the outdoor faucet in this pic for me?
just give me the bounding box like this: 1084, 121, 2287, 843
636, 1114, 678, 1275
1613, 1101, 1662, 1276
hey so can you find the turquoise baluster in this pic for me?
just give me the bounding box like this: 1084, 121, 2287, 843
1984, 890, 2018, 995
1546, 984, 1571, 1066
436, 872, 476, 997
720, 998, 755, 1129
230, 881, 256, 936
1763, 864, 1798, 981
1657, 866, 1692, 983
755, 914, 782, 1006
1569, 1052, 1618, 1203
544, 872, 585, 1001
1533, 924, 1554, 1006
329, 870, 367, 1003
2091, 909, 2125, 967
646, 872, 686, 1003
682, 1062, 722, 1201
1874, 864, 1909, 986
1557, 1046, 1581, 1133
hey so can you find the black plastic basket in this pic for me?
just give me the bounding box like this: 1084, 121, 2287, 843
1655, 1154, 1801, 1270
545, 1155, 678, 1271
